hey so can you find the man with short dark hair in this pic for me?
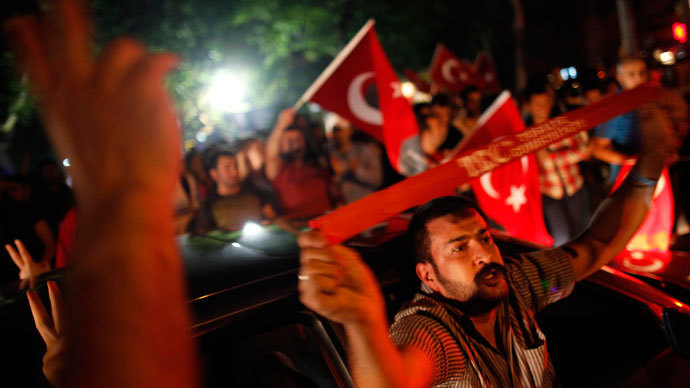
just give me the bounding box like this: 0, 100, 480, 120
297, 101, 671, 387
188, 149, 275, 234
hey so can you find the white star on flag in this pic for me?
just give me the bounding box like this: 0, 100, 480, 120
391, 82, 403, 98
505, 185, 527, 213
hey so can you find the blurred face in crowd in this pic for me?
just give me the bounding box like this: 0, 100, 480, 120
527, 93, 554, 124
465, 91, 482, 117
585, 89, 603, 105
333, 122, 353, 148
210, 155, 241, 193
245, 140, 265, 172
426, 114, 445, 134
4, 181, 29, 202
419, 210, 508, 313
617, 59, 647, 90
431, 103, 452, 127
188, 153, 208, 181
280, 128, 307, 163
41, 163, 62, 184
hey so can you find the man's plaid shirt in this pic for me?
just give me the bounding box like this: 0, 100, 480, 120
537, 131, 589, 199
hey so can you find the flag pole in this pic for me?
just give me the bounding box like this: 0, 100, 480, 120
428, 43, 443, 76
293, 19, 375, 111
427, 43, 443, 95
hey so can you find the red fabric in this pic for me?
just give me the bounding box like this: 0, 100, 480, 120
474, 52, 501, 93
429, 44, 478, 93
56, 207, 77, 268
310, 86, 662, 243
404, 68, 431, 94
463, 92, 553, 246
273, 164, 332, 220
611, 162, 674, 254
308, 24, 418, 173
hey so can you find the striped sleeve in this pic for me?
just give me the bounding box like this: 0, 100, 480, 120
390, 315, 466, 385
506, 247, 577, 312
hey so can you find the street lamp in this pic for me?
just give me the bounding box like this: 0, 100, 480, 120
206, 70, 248, 112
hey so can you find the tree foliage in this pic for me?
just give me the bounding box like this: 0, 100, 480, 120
1, 0, 516, 157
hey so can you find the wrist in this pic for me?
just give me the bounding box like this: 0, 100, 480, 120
78, 188, 175, 232
344, 299, 388, 334
344, 312, 389, 339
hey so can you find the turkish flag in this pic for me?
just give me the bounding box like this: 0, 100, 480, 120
473, 52, 501, 93
429, 44, 478, 93
611, 162, 674, 270
457, 92, 553, 246
304, 20, 418, 172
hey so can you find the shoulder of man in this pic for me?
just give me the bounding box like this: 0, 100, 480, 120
390, 292, 468, 385
504, 247, 577, 312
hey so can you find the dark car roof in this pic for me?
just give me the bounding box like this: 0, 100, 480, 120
180, 222, 690, 335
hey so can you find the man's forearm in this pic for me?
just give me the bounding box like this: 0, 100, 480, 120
344, 319, 431, 388
66, 194, 197, 388
265, 124, 285, 180
571, 107, 668, 279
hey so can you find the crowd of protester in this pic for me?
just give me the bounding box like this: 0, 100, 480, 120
3, 54, 690, 283
0, 1, 686, 387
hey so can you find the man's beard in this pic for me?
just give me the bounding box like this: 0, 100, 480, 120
280, 149, 304, 163
433, 262, 508, 316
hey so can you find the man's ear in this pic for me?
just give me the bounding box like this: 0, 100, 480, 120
416, 261, 441, 293
209, 168, 218, 182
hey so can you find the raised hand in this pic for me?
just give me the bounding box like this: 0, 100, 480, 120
5, 239, 51, 288
5, 0, 182, 208
5, 2, 197, 387
275, 108, 297, 131
27, 281, 66, 386
420, 124, 446, 156
298, 230, 386, 327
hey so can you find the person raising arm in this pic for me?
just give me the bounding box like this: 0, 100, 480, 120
298, 101, 671, 387
265, 108, 297, 181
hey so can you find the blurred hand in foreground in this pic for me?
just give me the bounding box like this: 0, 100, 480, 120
5, 1, 197, 387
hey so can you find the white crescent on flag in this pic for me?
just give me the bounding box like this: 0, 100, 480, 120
347, 72, 383, 125
441, 59, 461, 83
479, 172, 500, 199
479, 156, 529, 200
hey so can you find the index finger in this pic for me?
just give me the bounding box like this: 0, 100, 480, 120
26, 290, 54, 344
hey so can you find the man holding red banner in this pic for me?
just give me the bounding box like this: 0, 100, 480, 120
298, 100, 671, 387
